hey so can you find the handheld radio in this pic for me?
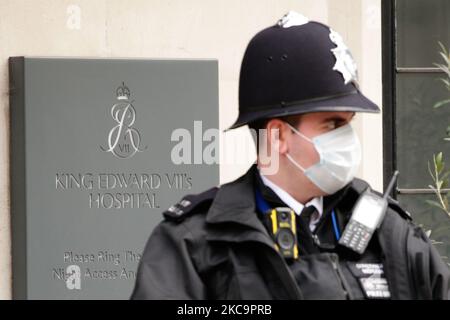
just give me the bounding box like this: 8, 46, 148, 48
338, 171, 399, 254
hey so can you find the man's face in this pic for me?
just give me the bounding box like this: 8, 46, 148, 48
269, 111, 356, 196
286, 111, 356, 171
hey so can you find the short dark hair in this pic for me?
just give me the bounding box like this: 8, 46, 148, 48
248, 114, 302, 153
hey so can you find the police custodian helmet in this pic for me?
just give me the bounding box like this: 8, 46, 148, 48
228, 11, 380, 130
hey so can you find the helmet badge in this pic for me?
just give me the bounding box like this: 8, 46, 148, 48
329, 29, 358, 85
277, 11, 309, 28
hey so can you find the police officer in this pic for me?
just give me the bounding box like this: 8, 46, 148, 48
131, 11, 450, 300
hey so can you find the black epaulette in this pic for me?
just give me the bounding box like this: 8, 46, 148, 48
162, 187, 219, 223
387, 197, 412, 221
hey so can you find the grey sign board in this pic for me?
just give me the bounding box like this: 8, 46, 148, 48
9, 57, 219, 299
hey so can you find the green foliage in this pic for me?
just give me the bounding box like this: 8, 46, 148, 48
433, 43, 450, 112
433, 42, 450, 143
425, 43, 450, 263
428, 152, 450, 217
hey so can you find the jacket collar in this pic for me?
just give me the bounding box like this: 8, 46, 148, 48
205, 163, 360, 242
205, 164, 286, 249
205, 164, 303, 299
206, 164, 267, 235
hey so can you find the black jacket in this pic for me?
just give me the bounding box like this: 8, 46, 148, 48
131, 165, 450, 300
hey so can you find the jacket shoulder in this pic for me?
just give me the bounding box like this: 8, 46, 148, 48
386, 198, 412, 221
162, 186, 219, 223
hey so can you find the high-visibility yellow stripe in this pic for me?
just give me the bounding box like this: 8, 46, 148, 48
290, 210, 299, 259
270, 209, 278, 234
290, 210, 296, 235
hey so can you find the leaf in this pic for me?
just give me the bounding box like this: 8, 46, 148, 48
438, 41, 449, 55
434, 63, 450, 79
439, 78, 450, 87
428, 184, 439, 194
442, 170, 450, 181
435, 152, 444, 174
425, 199, 444, 210
434, 63, 446, 70
443, 197, 449, 212
428, 161, 435, 180
427, 225, 450, 234
436, 152, 444, 172
441, 169, 449, 186
438, 41, 447, 54
433, 99, 450, 108
442, 179, 448, 189
439, 52, 450, 65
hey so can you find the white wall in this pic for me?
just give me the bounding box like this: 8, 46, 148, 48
0, 0, 382, 299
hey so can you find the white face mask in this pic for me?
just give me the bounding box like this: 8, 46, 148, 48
285, 122, 362, 194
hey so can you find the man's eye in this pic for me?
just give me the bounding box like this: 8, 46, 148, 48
326, 121, 337, 129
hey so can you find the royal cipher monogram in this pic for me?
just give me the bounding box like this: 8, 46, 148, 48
101, 82, 147, 159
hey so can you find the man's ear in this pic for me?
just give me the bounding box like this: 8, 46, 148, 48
266, 119, 289, 155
